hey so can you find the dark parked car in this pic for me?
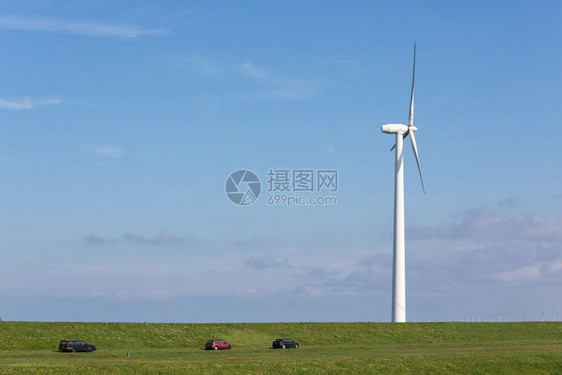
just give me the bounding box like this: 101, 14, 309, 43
272, 338, 299, 349
205, 339, 232, 350
58, 340, 97, 352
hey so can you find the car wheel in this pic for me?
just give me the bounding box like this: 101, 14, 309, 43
71, 348, 76, 353
214, 346, 218, 350
227, 345, 232, 350
295, 344, 299, 349
282, 344, 285, 349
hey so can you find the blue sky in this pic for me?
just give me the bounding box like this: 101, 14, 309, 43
1, 0, 561, 322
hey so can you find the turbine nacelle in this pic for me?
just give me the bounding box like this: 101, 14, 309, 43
381, 124, 409, 134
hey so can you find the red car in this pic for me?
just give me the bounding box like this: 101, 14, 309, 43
205, 339, 232, 350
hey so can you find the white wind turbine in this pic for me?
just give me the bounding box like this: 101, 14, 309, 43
381, 44, 425, 323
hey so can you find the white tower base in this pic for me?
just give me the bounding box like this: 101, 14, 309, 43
392, 132, 406, 323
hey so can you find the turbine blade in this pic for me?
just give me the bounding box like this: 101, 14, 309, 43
390, 144, 396, 151
409, 130, 425, 193
408, 43, 416, 127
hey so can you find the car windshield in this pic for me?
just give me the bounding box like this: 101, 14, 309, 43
206, 340, 213, 344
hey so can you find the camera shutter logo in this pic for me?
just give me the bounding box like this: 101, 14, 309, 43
225, 170, 261, 206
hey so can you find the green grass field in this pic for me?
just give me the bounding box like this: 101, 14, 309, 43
0, 321, 561, 374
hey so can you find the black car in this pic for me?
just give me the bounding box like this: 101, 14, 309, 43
272, 338, 299, 349
58, 340, 97, 352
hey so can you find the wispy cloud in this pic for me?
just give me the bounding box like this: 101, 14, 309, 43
84, 231, 190, 247
491, 265, 542, 283
410, 209, 562, 242
93, 146, 123, 158
84, 233, 116, 245
240, 62, 269, 80
245, 255, 292, 270
402, 206, 562, 296
261, 80, 316, 100
0, 96, 61, 110
491, 260, 562, 284
179, 56, 316, 100
183, 55, 228, 77
0, 15, 165, 38
497, 196, 520, 208
239, 61, 316, 100
122, 232, 186, 246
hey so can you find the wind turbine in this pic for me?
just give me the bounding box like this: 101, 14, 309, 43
381, 44, 425, 323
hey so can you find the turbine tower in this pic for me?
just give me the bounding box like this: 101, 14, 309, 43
381, 44, 425, 323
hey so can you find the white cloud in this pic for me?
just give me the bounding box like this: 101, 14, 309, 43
84, 233, 115, 245
115, 290, 132, 300
240, 62, 269, 80
179, 57, 316, 100
122, 232, 187, 246
410, 209, 562, 242
261, 80, 316, 100
491, 261, 562, 284
84, 231, 193, 247
491, 265, 542, 283
239, 61, 316, 100
0, 15, 165, 38
94, 146, 123, 158
184, 55, 228, 77
546, 261, 562, 273
245, 255, 292, 270
37, 97, 62, 105
0, 96, 61, 110
497, 196, 520, 208
146, 290, 171, 300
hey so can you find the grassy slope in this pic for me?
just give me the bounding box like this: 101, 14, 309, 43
0, 321, 561, 374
